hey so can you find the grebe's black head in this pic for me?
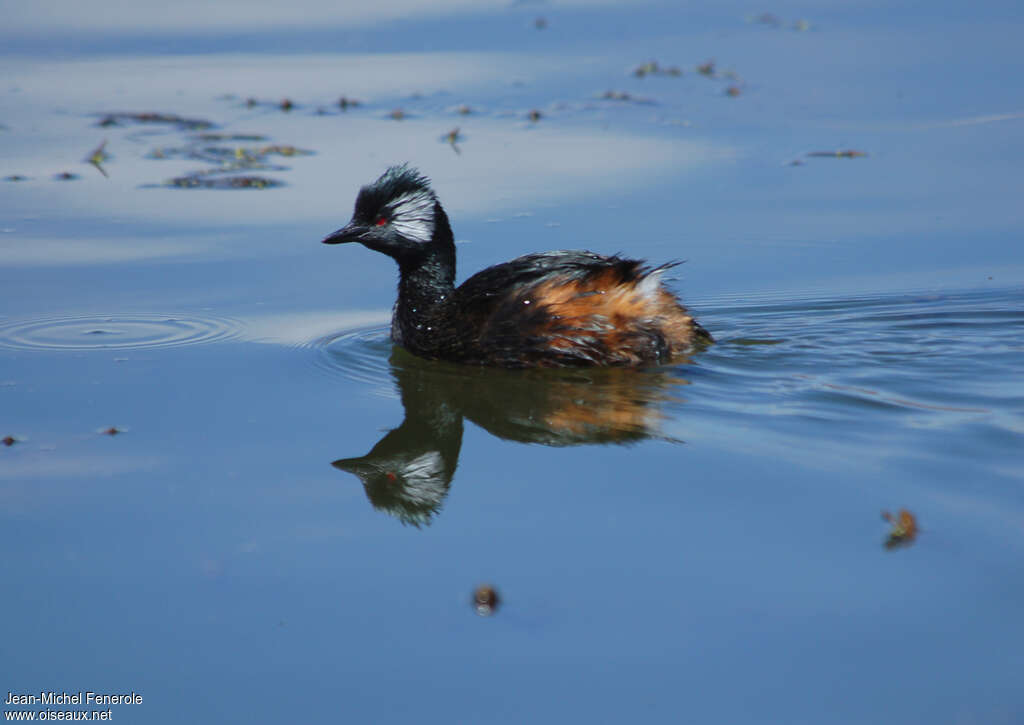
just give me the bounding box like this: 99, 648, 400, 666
322, 164, 452, 263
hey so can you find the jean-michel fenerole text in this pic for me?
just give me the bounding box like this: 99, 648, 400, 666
5, 692, 142, 706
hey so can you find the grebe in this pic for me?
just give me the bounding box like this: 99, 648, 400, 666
322, 165, 711, 367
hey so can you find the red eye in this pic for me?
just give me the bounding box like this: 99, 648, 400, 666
375, 216, 388, 226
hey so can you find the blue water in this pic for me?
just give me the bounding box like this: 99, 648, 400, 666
2, 1, 1023, 723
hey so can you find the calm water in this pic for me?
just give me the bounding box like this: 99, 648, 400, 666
3, 1, 1023, 723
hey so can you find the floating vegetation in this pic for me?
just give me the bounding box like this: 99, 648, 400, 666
455, 104, 473, 115
534, 16, 548, 30
882, 509, 918, 549
146, 137, 311, 189
599, 90, 654, 104
96, 112, 214, 131
147, 143, 309, 164
193, 133, 268, 142
338, 96, 361, 111
4, 175, 29, 182
443, 127, 463, 154
259, 144, 311, 157
789, 149, 869, 166
632, 61, 682, 78
472, 585, 500, 616
389, 108, 406, 120
633, 58, 739, 83
86, 139, 110, 177
689, 60, 744, 87
807, 150, 869, 158
54, 171, 79, 181
2, 435, 19, 446
749, 12, 782, 26
236, 98, 300, 112
527, 109, 542, 122
165, 174, 282, 189
99, 426, 124, 436
746, 13, 812, 31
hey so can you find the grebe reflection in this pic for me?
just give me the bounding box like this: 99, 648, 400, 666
332, 348, 692, 526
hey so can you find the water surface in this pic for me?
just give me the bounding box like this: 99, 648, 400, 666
2, 1, 1023, 723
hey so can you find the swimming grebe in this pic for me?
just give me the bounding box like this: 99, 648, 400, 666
322, 165, 711, 367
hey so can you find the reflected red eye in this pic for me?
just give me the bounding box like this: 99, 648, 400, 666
375, 216, 388, 226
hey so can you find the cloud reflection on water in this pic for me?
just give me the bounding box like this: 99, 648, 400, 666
2, 52, 734, 234
3, 0, 637, 34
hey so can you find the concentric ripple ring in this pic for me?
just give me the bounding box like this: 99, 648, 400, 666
0, 313, 243, 351
311, 326, 394, 388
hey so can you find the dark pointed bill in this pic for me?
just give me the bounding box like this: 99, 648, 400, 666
322, 222, 361, 244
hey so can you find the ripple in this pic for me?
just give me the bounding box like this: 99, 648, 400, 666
310, 325, 395, 391
691, 285, 1024, 426
0, 313, 242, 351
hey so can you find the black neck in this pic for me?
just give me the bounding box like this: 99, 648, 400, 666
392, 203, 457, 352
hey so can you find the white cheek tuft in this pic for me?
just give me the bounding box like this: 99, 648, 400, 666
390, 190, 436, 243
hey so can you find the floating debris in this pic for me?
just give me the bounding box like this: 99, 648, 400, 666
246, 97, 258, 108
99, 426, 124, 436
443, 127, 463, 154
54, 171, 79, 181
632, 61, 682, 78
96, 112, 214, 131
193, 133, 268, 142
86, 139, 110, 177
259, 145, 312, 157
599, 90, 654, 104
807, 150, 869, 158
455, 104, 473, 115
691, 60, 743, 85
279, 98, 294, 112
527, 109, 542, 122
747, 13, 811, 31
145, 137, 310, 188
4, 175, 29, 182
165, 175, 282, 189
882, 509, 918, 549
2, 435, 19, 447
534, 16, 547, 29
338, 96, 361, 111
725, 85, 742, 97
472, 585, 501, 616
147, 145, 284, 165
389, 108, 406, 120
